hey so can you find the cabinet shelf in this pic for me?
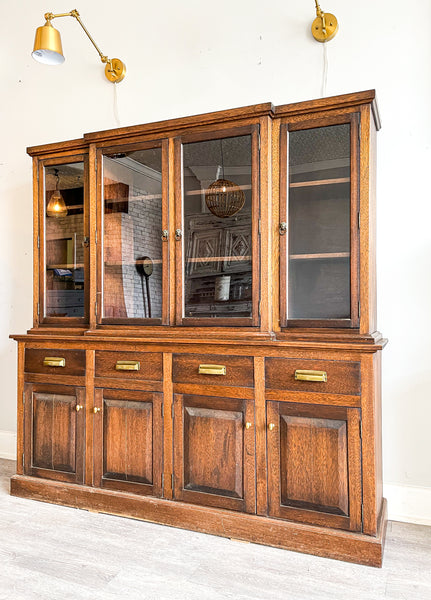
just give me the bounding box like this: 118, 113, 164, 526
46, 264, 84, 269
289, 177, 350, 189
289, 252, 350, 260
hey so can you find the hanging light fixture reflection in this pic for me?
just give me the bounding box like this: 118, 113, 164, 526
205, 139, 245, 218
46, 169, 68, 218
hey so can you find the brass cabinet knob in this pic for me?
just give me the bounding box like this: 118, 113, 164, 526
245, 422, 252, 429
268, 423, 275, 431
93, 407, 101, 414
175, 229, 182, 241
75, 405, 84, 412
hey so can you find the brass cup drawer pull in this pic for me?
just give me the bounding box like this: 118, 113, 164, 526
294, 369, 327, 382
115, 360, 140, 371
43, 357, 65, 368
198, 364, 226, 376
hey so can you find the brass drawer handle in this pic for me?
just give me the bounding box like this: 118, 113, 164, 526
198, 364, 226, 376
43, 357, 65, 367
295, 369, 327, 382
115, 360, 140, 371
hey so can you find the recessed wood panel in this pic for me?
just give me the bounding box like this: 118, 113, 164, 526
24, 383, 85, 484
93, 389, 163, 497
173, 354, 254, 388
267, 401, 362, 531
173, 394, 255, 513
265, 357, 360, 395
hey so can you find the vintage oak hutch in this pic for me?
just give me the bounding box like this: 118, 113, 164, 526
11, 90, 387, 566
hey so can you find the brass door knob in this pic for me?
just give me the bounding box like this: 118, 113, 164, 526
268, 423, 275, 431
93, 407, 101, 414
245, 422, 252, 429
75, 405, 84, 412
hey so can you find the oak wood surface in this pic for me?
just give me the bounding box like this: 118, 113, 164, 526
25, 348, 85, 376
95, 351, 163, 381
10, 475, 387, 567
172, 353, 254, 388
265, 357, 361, 395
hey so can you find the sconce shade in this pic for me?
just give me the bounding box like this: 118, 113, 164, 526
32, 21, 65, 65
46, 190, 68, 218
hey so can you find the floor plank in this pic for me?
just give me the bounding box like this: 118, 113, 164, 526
1, 459, 430, 599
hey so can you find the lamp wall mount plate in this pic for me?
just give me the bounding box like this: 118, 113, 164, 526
311, 1, 338, 42
32, 9, 126, 83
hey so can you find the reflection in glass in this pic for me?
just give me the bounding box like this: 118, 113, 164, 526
182, 135, 253, 319
288, 124, 351, 320
102, 147, 163, 320
44, 162, 85, 318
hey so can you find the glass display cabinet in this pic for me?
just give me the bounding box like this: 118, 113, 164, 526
11, 90, 387, 567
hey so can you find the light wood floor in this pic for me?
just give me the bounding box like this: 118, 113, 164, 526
1, 459, 430, 600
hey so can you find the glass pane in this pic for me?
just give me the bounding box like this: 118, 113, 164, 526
182, 135, 253, 319
102, 148, 163, 319
44, 162, 85, 318
288, 124, 351, 320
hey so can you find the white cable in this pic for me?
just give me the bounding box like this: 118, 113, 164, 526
321, 42, 328, 97
113, 82, 121, 127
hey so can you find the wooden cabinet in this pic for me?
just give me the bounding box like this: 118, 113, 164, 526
23, 383, 85, 484
11, 90, 387, 567
266, 401, 362, 531
93, 388, 163, 496
173, 394, 255, 512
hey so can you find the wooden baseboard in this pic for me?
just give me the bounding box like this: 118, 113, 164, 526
10, 475, 387, 567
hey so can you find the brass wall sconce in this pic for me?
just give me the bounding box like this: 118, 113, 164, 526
311, 1, 338, 42
32, 9, 126, 83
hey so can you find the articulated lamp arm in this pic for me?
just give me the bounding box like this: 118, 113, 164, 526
33, 9, 126, 83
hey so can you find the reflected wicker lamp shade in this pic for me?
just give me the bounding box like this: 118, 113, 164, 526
205, 179, 245, 218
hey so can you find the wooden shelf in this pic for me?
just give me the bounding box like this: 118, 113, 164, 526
289, 177, 350, 189
289, 252, 350, 260
46, 264, 84, 269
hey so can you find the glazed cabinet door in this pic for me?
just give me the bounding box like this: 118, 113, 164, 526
176, 126, 260, 326
93, 388, 163, 496
38, 156, 88, 325
279, 115, 360, 328
173, 394, 256, 512
267, 401, 362, 531
23, 383, 85, 483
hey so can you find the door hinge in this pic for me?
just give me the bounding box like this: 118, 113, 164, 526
172, 403, 174, 418
171, 474, 174, 489
22, 453, 25, 468
22, 390, 25, 405
95, 299, 98, 318
358, 302, 361, 319
258, 300, 261, 317
258, 219, 261, 236
95, 229, 98, 245
258, 133, 261, 151
162, 473, 164, 488
161, 403, 164, 418
37, 236, 40, 249
37, 303, 40, 316
359, 420, 362, 439
358, 212, 360, 229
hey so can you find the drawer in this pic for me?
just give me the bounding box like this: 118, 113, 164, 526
173, 354, 254, 388
265, 357, 360, 396
25, 348, 85, 376
95, 351, 163, 381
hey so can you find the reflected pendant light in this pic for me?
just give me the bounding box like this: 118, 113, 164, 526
205, 139, 245, 218
46, 170, 68, 218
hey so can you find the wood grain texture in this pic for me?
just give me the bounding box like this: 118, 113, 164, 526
10, 475, 386, 567
95, 351, 163, 381
265, 357, 360, 395
172, 353, 254, 387
25, 348, 86, 377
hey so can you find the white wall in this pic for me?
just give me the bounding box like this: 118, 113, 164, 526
1, 0, 430, 523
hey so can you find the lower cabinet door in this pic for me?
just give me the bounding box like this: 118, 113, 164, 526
93, 388, 163, 496
267, 401, 362, 531
24, 383, 85, 483
173, 394, 256, 513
